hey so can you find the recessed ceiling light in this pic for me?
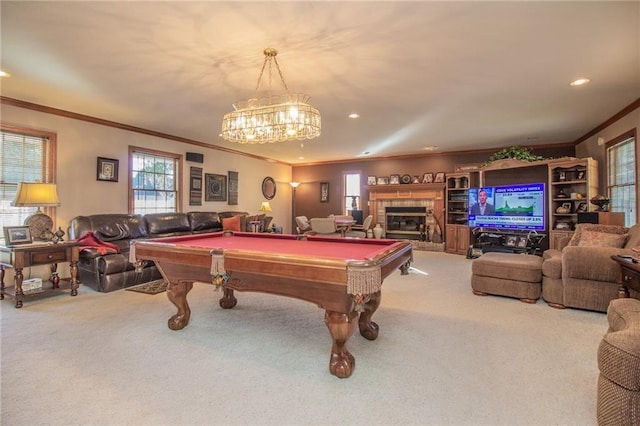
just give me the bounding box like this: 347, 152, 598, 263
570, 78, 590, 86
0, 70, 11, 78
348, 113, 360, 119
363, 151, 370, 156
423, 146, 438, 151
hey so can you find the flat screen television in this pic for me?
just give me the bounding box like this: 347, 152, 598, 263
467, 183, 546, 231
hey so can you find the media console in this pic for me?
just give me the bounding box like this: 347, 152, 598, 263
466, 228, 546, 258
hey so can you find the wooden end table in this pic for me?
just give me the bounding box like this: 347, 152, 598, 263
611, 254, 640, 299
0, 241, 79, 308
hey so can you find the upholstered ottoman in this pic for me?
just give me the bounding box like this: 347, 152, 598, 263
597, 298, 640, 425
471, 252, 543, 303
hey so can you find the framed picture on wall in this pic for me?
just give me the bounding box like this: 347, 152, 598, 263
320, 182, 329, 203
205, 173, 227, 202
97, 157, 119, 182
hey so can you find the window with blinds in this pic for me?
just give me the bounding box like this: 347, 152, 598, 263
130, 148, 180, 214
0, 127, 54, 235
607, 132, 636, 227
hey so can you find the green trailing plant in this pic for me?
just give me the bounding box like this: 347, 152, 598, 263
482, 145, 547, 167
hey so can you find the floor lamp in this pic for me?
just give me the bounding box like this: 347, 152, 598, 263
290, 182, 299, 234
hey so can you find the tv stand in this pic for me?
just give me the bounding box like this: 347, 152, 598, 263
467, 228, 546, 258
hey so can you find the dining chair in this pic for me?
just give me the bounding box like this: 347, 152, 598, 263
346, 215, 373, 238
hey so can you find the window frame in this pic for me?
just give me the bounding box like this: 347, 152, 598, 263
128, 146, 182, 214
0, 123, 57, 234
605, 128, 637, 227
343, 171, 361, 215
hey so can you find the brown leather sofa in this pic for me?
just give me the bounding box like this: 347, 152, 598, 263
68, 211, 272, 293
541, 223, 640, 312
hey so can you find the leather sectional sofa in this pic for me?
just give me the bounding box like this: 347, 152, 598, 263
68, 211, 271, 293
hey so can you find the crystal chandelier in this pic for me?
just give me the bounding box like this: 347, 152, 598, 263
221, 48, 321, 144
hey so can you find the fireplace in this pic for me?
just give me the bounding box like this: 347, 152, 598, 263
385, 207, 427, 240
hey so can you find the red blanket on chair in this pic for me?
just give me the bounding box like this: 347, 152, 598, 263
77, 232, 120, 255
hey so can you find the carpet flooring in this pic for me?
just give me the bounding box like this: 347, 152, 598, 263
0, 250, 607, 425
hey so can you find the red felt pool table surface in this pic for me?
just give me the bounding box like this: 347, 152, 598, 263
133, 231, 413, 378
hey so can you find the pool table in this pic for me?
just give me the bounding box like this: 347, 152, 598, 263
133, 231, 412, 378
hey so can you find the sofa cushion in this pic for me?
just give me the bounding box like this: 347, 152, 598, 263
145, 213, 191, 237
569, 224, 628, 246
472, 253, 543, 283
578, 230, 628, 248
188, 212, 222, 233
542, 254, 562, 279
222, 215, 242, 231
624, 224, 640, 249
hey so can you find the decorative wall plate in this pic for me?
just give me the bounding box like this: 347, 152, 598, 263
401, 174, 412, 184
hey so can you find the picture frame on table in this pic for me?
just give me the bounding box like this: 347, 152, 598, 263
367, 176, 377, 185
577, 171, 586, 180
377, 177, 389, 185
434, 172, 446, 183
422, 173, 434, 183
561, 202, 572, 210
576, 202, 588, 213
505, 235, 518, 247
389, 174, 400, 185
516, 236, 528, 248
97, 157, 119, 182
320, 182, 330, 203
3, 226, 32, 245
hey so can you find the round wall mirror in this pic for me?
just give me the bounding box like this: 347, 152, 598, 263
262, 177, 276, 200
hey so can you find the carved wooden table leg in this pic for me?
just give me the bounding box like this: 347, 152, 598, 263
69, 259, 79, 296
1, 266, 5, 300
324, 309, 358, 378
400, 260, 411, 275
166, 280, 193, 330
14, 267, 24, 308
358, 291, 381, 340
219, 287, 237, 309
50, 262, 60, 288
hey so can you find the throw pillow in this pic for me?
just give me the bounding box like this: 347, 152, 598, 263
577, 230, 628, 248
569, 224, 628, 246
222, 215, 241, 232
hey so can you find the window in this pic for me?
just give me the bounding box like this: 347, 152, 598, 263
606, 129, 636, 227
0, 125, 56, 239
343, 172, 361, 215
129, 147, 181, 214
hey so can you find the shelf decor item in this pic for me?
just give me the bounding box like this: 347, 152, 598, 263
590, 195, 610, 211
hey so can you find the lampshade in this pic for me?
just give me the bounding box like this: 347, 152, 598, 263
11, 182, 60, 241
12, 182, 60, 207
259, 201, 272, 212
221, 48, 321, 144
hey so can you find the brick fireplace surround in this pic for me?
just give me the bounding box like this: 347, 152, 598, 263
366, 183, 446, 250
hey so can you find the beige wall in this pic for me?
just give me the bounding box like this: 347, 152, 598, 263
1, 104, 294, 233
576, 108, 640, 197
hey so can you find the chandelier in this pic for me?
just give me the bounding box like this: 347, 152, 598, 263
221, 48, 321, 144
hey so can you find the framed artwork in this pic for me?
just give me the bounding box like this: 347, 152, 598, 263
3, 226, 32, 245
422, 173, 434, 184
228, 171, 238, 205
577, 171, 586, 180
434, 172, 446, 183
205, 173, 227, 202
367, 176, 377, 185
576, 202, 588, 213
320, 182, 329, 203
377, 176, 389, 185
389, 174, 400, 185
505, 235, 517, 247
561, 202, 572, 210
97, 157, 119, 182
516, 236, 528, 248
189, 167, 202, 206
262, 177, 276, 200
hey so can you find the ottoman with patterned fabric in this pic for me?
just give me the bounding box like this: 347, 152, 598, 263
471, 252, 543, 303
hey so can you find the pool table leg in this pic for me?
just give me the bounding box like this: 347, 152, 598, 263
166, 280, 194, 330
358, 291, 381, 340
324, 310, 358, 378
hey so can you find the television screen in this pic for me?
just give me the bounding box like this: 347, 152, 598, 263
468, 183, 545, 231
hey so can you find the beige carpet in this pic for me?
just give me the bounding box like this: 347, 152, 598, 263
0, 251, 607, 425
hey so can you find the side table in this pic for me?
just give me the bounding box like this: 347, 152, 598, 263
611, 255, 640, 298
0, 241, 79, 308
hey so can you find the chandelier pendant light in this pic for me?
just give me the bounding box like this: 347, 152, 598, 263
221, 48, 321, 144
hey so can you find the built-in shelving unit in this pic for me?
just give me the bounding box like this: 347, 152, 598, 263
548, 158, 598, 249
445, 171, 479, 254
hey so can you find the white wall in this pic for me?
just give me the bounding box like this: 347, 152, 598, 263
2, 104, 293, 232
575, 107, 639, 191
1, 104, 294, 282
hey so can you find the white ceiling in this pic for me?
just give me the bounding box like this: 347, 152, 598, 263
1, 1, 639, 165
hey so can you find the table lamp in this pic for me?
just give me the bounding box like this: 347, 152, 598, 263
11, 182, 60, 241
259, 201, 272, 213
